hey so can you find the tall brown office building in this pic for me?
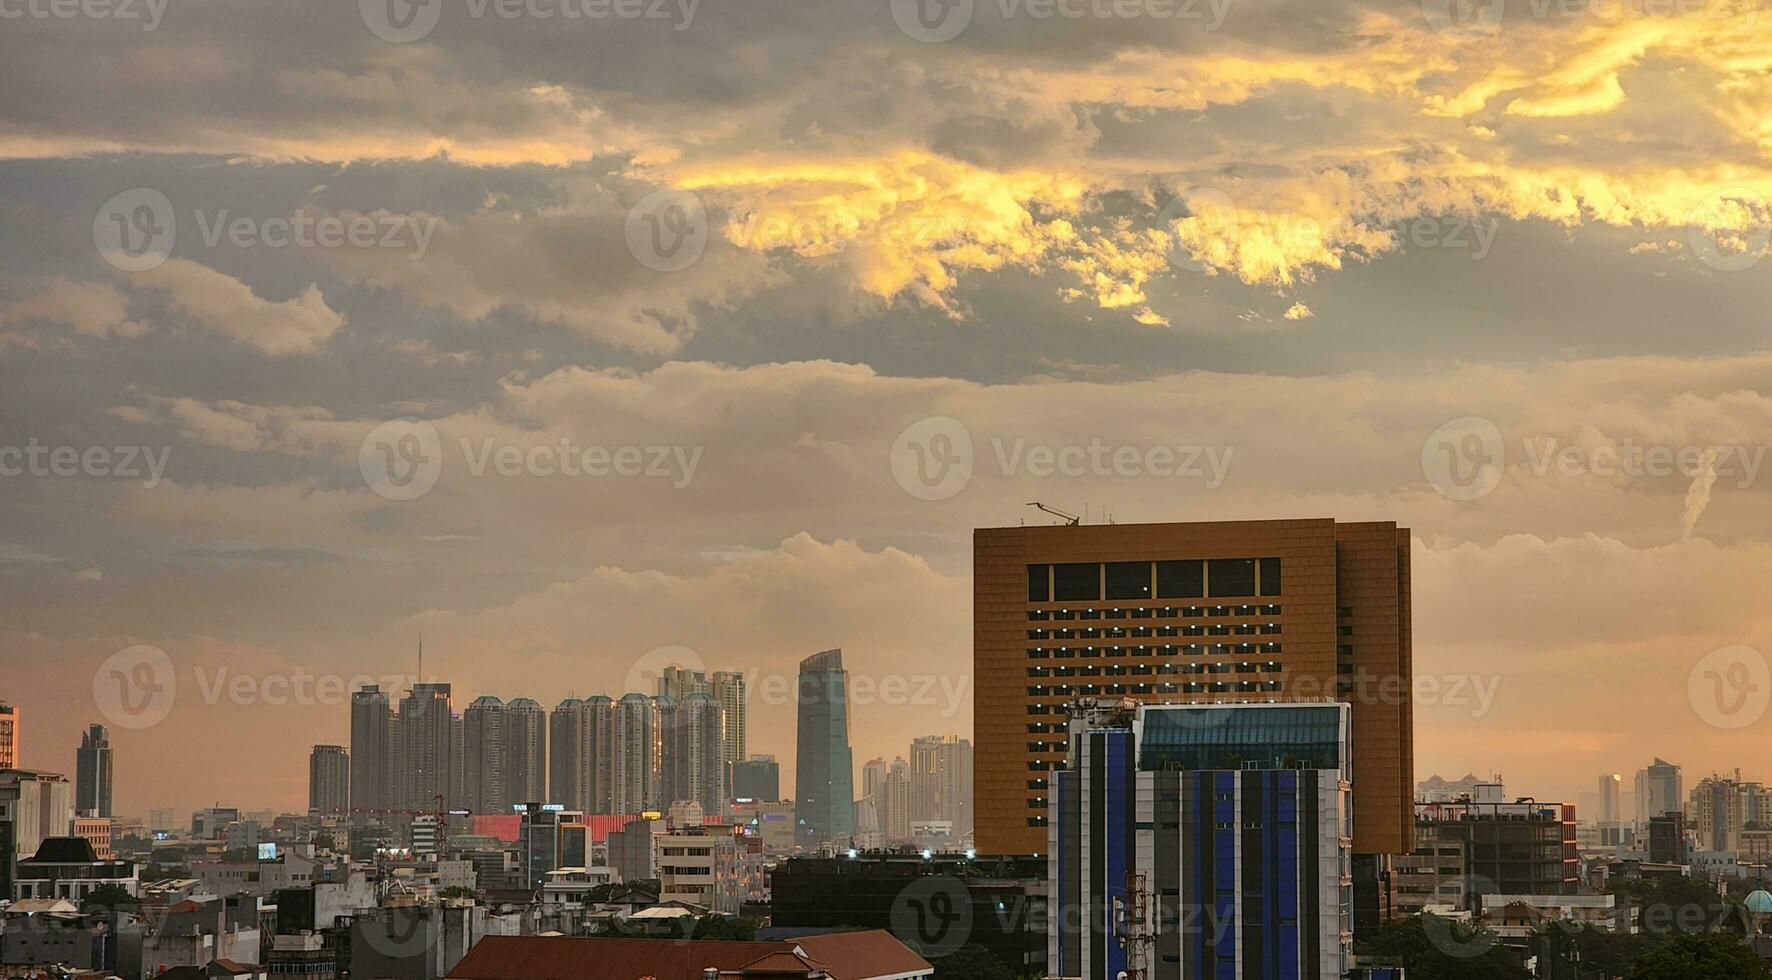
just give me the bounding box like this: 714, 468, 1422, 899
974, 518, 1413, 860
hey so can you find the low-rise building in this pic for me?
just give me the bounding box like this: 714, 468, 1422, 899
654, 829, 740, 915
12, 836, 139, 903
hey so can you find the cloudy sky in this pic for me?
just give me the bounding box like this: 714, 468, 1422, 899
1, 0, 1768, 818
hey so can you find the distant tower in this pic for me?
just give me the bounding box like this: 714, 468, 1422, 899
550, 698, 587, 810
350, 685, 392, 813
464, 696, 508, 813
794, 649, 855, 844
309, 745, 349, 814
76, 724, 112, 817
711, 671, 748, 777
399, 683, 454, 813
505, 698, 548, 804
585, 695, 616, 814
613, 693, 658, 813
661, 692, 727, 815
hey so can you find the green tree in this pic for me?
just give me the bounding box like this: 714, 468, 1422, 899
1627, 932, 1772, 980
930, 943, 1013, 980
1354, 915, 1529, 980
79, 883, 140, 913
437, 886, 478, 900
692, 916, 758, 941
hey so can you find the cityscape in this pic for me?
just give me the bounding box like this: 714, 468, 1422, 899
3, 1, 1771, 980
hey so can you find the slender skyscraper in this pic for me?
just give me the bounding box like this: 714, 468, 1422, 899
399, 683, 454, 812
350, 685, 392, 812
661, 691, 726, 815
585, 695, 616, 814
75, 724, 112, 817
711, 670, 747, 774
613, 693, 658, 814
309, 745, 349, 814
464, 696, 507, 813
794, 649, 855, 844
505, 698, 547, 804
551, 697, 586, 810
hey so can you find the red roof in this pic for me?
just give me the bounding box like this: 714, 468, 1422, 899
797, 932, 932, 979
448, 932, 930, 980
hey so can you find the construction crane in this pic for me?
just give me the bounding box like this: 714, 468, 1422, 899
1026, 501, 1081, 525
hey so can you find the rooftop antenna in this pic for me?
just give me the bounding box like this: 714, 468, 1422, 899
1026, 502, 1081, 526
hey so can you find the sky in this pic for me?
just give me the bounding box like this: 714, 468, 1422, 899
0, 0, 1769, 819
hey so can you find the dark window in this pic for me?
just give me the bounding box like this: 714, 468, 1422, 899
1156, 560, 1204, 598
1259, 558, 1282, 596
1027, 564, 1050, 602
1208, 558, 1256, 597
1105, 561, 1153, 600
1053, 563, 1101, 601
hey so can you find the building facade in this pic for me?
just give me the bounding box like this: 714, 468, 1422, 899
463, 696, 508, 814
732, 755, 780, 801
550, 697, 586, 811
504, 698, 547, 804
794, 649, 855, 845
612, 693, 660, 814
1635, 758, 1682, 829
1050, 700, 1353, 980
661, 692, 727, 816
308, 745, 349, 815
350, 685, 391, 814
909, 735, 974, 836
0, 703, 16, 768
1395, 793, 1578, 915
975, 518, 1413, 860
74, 725, 112, 818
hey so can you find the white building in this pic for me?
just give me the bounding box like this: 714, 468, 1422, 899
654, 829, 741, 915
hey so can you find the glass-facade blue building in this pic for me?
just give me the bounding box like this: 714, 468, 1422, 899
794, 648, 856, 844
1050, 701, 1353, 979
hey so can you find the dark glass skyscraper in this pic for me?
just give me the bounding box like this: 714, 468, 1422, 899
794, 648, 854, 844
75, 723, 112, 816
